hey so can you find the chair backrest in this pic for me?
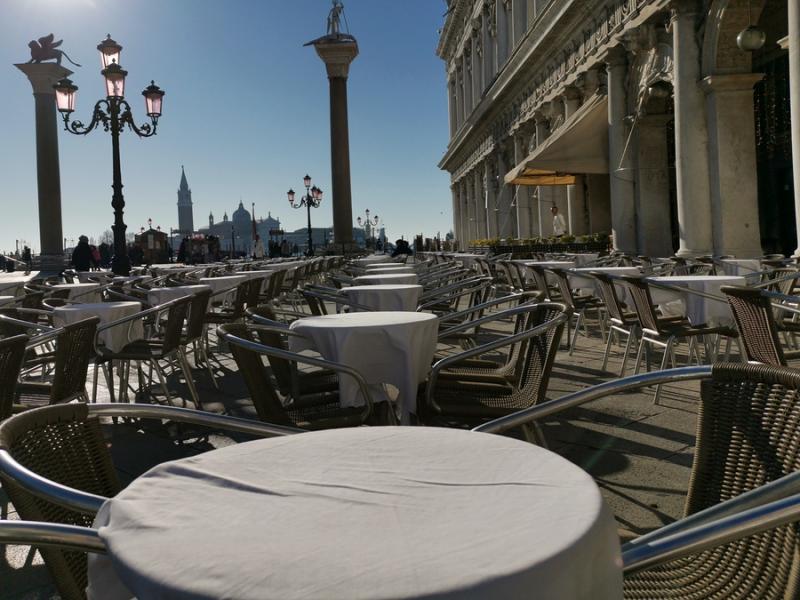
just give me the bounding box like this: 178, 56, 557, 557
721, 285, 785, 366
266, 269, 286, 300
183, 289, 212, 342
621, 276, 663, 334
547, 269, 576, 309
593, 272, 628, 323
244, 277, 266, 309
49, 317, 100, 403
302, 290, 328, 316
21, 290, 44, 311
0, 403, 120, 600
0, 334, 28, 420
218, 323, 295, 425
158, 297, 191, 354
527, 266, 551, 298
515, 303, 570, 407
683, 363, 800, 597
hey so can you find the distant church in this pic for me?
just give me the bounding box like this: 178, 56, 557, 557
199, 202, 282, 253
175, 167, 281, 252
177, 166, 194, 235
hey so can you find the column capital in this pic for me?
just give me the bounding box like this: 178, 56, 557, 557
563, 85, 582, 101
313, 39, 359, 79
15, 63, 72, 95
700, 73, 765, 94
605, 45, 628, 68
669, 0, 701, 20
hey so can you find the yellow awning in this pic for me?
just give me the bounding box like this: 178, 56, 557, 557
505, 93, 609, 186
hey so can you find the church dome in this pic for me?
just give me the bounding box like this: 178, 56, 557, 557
232, 201, 251, 227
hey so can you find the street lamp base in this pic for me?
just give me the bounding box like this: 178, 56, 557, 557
111, 253, 131, 276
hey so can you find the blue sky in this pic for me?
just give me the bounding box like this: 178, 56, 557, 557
0, 0, 452, 252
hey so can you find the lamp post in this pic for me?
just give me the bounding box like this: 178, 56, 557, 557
356, 209, 379, 249
287, 174, 324, 256
53, 35, 165, 276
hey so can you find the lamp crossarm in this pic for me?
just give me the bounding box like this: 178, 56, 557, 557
119, 100, 158, 138
63, 99, 110, 135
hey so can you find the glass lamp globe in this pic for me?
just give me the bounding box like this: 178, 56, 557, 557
737, 25, 766, 51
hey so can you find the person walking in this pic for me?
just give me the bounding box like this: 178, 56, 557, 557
251, 235, 265, 260
551, 205, 567, 237
71, 235, 93, 271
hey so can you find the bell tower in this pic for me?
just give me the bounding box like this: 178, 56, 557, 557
177, 166, 194, 235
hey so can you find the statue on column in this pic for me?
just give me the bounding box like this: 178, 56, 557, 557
27, 34, 81, 67
327, 1, 345, 36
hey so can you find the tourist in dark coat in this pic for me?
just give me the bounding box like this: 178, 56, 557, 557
71, 235, 93, 271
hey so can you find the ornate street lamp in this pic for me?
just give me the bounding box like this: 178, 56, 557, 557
53, 35, 165, 275
357, 209, 380, 248
287, 174, 324, 256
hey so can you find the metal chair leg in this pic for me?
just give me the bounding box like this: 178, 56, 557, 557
178, 348, 201, 410
601, 326, 615, 371
653, 337, 673, 406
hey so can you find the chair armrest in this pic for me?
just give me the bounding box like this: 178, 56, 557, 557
0, 521, 106, 554
472, 365, 712, 435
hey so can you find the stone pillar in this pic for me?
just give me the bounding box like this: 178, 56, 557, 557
451, 185, 461, 243
606, 46, 637, 252
496, 147, 516, 238
15, 63, 71, 273
563, 87, 587, 235
701, 74, 764, 257
513, 131, 534, 238
635, 114, 674, 257
485, 160, 499, 237
534, 116, 552, 236
474, 168, 487, 239
496, 0, 509, 69
313, 39, 359, 246
448, 77, 457, 136
670, 0, 713, 256
472, 27, 482, 104
463, 49, 473, 117
788, 0, 800, 256
512, 0, 527, 46
483, 3, 496, 83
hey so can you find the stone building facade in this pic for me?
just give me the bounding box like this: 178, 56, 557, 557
198, 203, 282, 253
438, 0, 798, 257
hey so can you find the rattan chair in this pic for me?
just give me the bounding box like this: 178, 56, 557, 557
593, 272, 640, 375
0, 334, 28, 421
220, 323, 379, 429
475, 362, 800, 600
622, 275, 738, 404
15, 317, 100, 409
548, 267, 605, 354
0, 402, 299, 600
419, 302, 570, 440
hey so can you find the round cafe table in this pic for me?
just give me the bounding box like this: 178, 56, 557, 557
48, 282, 102, 303
646, 275, 745, 326
146, 284, 211, 308
351, 254, 393, 267
52, 301, 143, 352
361, 266, 416, 276
341, 284, 422, 312
88, 427, 623, 600
365, 262, 410, 270
289, 311, 438, 421
354, 273, 419, 285
198, 274, 246, 295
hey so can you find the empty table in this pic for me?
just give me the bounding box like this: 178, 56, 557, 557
717, 258, 763, 283
351, 255, 393, 267
569, 266, 641, 300
341, 284, 423, 312
48, 282, 102, 303
0, 296, 14, 307
362, 266, 416, 276
147, 284, 211, 307
53, 301, 143, 352
88, 427, 623, 600
646, 275, 746, 326
289, 311, 438, 421
354, 273, 419, 285
365, 263, 414, 271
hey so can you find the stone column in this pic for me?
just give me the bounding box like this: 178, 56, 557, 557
606, 46, 637, 252
496, 146, 517, 238
788, 0, 800, 256
670, 0, 713, 256
313, 38, 359, 247
534, 115, 552, 236
472, 27, 482, 104
463, 49, 473, 117
474, 168, 487, 239
483, 3, 496, 83
485, 160, 499, 237
563, 86, 587, 235
635, 114, 674, 257
701, 74, 764, 257
513, 130, 534, 238
448, 77, 457, 136
15, 63, 71, 273
451, 184, 461, 243
496, 0, 509, 68
512, 0, 527, 46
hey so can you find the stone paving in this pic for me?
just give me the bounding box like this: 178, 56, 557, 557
1, 314, 706, 599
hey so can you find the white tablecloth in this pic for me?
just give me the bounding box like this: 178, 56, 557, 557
569, 267, 641, 301
351, 255, 393, 266
289, 312, 438, 420
341, 284, 423, 312
561, 253, 600, 266
0, 272, 38, 297
49, 282, 102, 303
0, 295, 14, 307
198, 275, 246, 296
448, 253, 485, 269
647, 275, 746, 326
53, 301, 143, 352
717, 258, 763, 283
147, 284, 211, 308
88, 428, 623, 600
361, 266, 417, 276
365, 263, 415, 271
354, 273, 419, 285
